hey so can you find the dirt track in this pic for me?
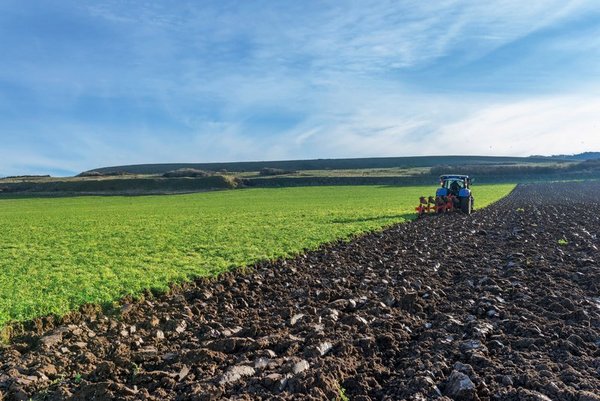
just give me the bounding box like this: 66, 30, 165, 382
1, 182, 599, 401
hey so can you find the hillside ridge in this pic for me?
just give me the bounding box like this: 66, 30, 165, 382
84, 155, 573, 175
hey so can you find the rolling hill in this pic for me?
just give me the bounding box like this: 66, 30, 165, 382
83, 155, 567, 175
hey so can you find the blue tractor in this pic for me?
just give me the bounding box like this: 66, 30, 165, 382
436, 175, 474, 214
416, 175, 474, 216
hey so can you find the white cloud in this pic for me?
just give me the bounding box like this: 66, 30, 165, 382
1, 92, 599, 177
435, 95, 600, 156
281, 93, 600, 159
78, 0, 598, 76
239, 0, 597, 72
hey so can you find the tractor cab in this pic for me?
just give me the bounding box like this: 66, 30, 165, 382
436, 175, 472, 198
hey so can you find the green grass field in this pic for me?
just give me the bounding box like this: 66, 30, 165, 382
0, 184, 514, 327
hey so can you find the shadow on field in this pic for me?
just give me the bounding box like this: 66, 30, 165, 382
330, 213, 415, 224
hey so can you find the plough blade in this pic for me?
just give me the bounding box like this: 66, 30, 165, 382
416, 195, 457, 217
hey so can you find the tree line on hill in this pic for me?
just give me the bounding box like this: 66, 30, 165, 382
430, 159, 600, 177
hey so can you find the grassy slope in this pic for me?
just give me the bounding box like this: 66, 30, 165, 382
88, 156, 557, 175
0, 184, 514, 327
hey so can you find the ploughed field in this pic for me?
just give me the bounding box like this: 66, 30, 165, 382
0, 185, 513, 328
2, 182, 600, 401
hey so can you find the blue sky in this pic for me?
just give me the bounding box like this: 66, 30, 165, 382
1, 0, 599, 176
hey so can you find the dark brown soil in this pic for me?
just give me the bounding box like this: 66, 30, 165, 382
1, 182, 599, 401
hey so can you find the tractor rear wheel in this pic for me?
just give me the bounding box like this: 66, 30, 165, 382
460, 197, 473, 215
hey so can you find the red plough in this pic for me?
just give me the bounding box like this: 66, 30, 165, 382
415, 195, 456, 217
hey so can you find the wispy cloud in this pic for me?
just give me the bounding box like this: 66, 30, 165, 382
0, 0, 599, 176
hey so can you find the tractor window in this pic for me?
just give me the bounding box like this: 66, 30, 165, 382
444, 180, 465, 194
443, 180, 464, 189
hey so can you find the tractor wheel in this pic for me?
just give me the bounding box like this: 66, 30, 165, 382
460, 197, 473, 215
